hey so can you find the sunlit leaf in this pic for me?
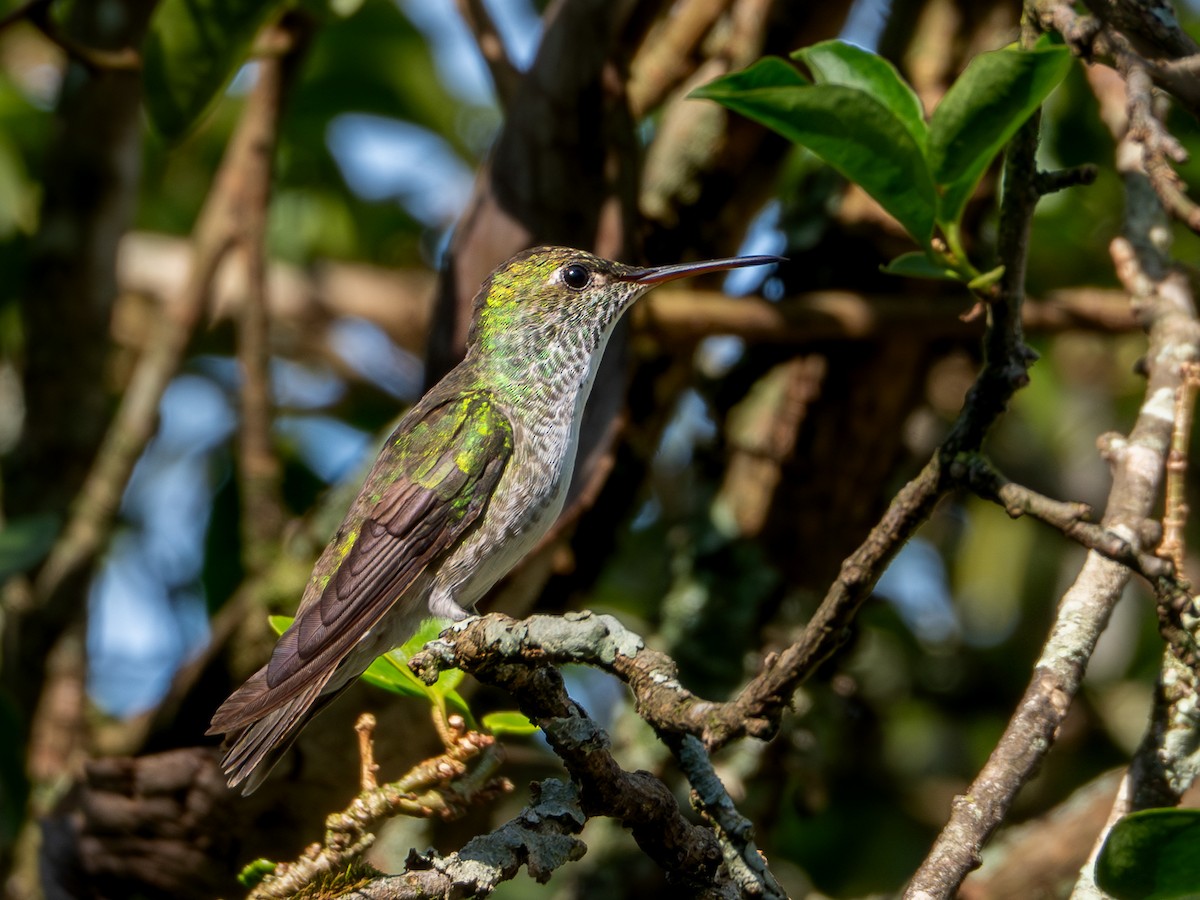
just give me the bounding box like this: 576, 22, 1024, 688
792, 40, 926, 149
967, 265, 1005, 291
928, 43, 1073, 226
880, 251, 960, 281
142, 0, 285, 140
1096, 809, 1200, 899
482, 710, 539, 736
237, 858, 277, 889
360, 653, 429, 698
694, 63, 936, 244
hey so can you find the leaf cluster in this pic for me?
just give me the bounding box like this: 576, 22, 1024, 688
693, 39, 1073, 287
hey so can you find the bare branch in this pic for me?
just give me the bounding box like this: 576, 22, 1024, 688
355, 713, 380, 792
674, 734, 787, 900
955, 452, 1173, 580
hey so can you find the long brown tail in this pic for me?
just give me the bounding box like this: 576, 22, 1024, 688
208, 666, 341, 795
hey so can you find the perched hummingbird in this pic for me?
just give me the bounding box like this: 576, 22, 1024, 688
209, 246, 780, 793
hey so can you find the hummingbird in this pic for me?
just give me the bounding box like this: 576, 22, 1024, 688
209, 246, 780, 793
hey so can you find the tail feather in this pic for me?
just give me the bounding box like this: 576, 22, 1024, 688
209, 665, 340, 795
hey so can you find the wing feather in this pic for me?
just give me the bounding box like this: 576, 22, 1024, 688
211, 391, 514, 734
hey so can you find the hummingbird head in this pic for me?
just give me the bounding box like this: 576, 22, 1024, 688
467, 246, 780, 367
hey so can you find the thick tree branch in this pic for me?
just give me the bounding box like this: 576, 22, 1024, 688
413, 629, 739, 895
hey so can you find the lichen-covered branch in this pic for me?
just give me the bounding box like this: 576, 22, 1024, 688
672, 734, 786, 900
415, 627, 748, 894
343, 779, 587, 900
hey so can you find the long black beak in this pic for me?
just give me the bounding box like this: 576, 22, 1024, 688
624, 255, 784, 285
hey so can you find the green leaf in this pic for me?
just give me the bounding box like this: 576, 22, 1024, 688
237, 858, 277, 889
694, 72, 936, 244
1096, 808, 1200, 899
928, 44, 1073, 226
0, 514, 58, 580
792, 40, 926, 149
266, 614, 464, 702
404, 617, 453, 654
482, 711, 539, 736
360, 652, 429, 698
142, 0, 285, 140
880, 251, 961, 281
966, 265, 1005, 291
698, 55, 809, 91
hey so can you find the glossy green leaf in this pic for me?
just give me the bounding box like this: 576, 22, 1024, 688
700, 55, 809, 92
142, 0, 284, 140
694, 73, 936, 244
265, 615, 465, 702
928, 44, 1073, 226
880, 251, 960, 281
967, 265, 1005, 291
237, 858, 277, 889
0, 514, 58, 580
361, 653, 429, 698
792, 40, 926, 149
1096, 809, 1200, 899
482, 711, 539, 736
365, 617, 459, 698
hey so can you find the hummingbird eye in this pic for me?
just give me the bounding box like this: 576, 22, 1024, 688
562, 263, 591, 290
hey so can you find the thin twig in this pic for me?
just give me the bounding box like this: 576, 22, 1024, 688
355, 713, 379, 791
955, 452, 1173, 580
673, 734, 787, 900
1035, 0, 1200, 232
1125, 63, 1200, 233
